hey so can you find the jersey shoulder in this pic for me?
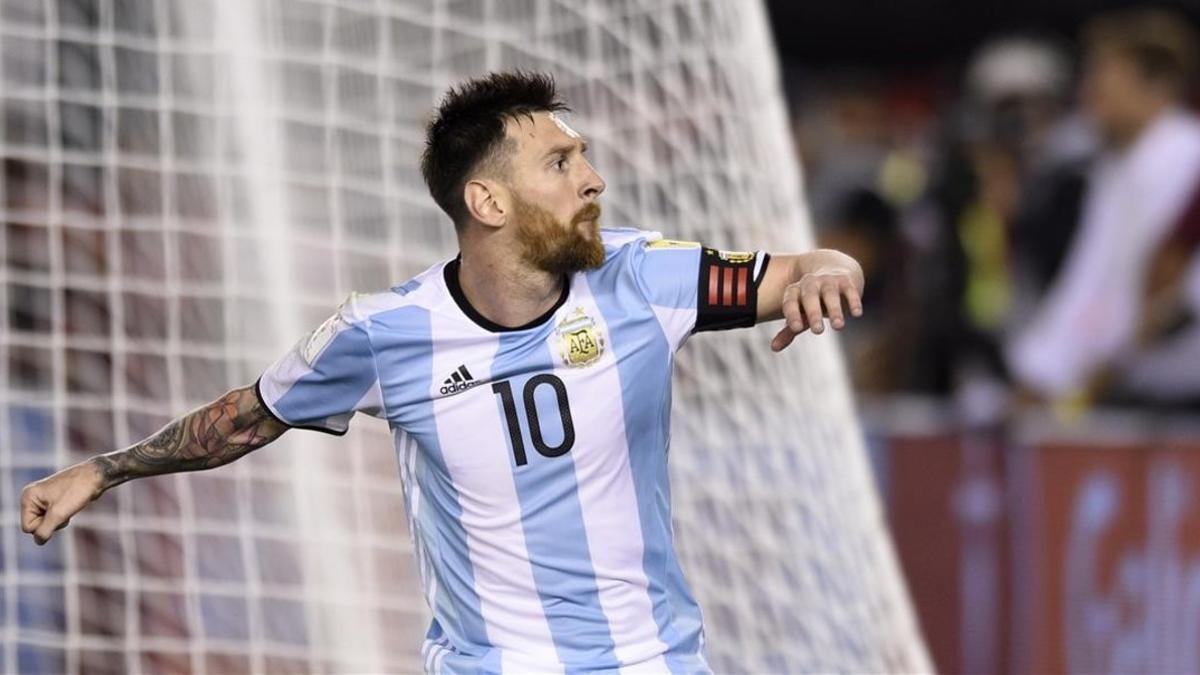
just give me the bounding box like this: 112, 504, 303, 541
590, 227, 704, 309
599, 226, 661, 250
599, 226, 703, 252
333, 259, 451, 326
596, 227, 656, 278
597, 226, 702, 266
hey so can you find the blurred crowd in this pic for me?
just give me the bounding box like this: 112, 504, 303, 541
791, 6, 1200, 421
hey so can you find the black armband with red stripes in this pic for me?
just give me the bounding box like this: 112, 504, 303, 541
694, 248, 770, 332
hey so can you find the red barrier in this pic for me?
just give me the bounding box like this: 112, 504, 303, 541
876, 403, 1200, 674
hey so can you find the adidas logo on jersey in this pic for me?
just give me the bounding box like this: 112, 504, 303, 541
439, 365, 478, 395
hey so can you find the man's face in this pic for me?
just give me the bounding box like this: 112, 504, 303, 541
512, 194, 604, 275
503, 112, 606, 273
1080, 47, 1160, 143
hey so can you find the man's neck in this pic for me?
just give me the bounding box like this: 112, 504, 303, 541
456, 239, 565, 329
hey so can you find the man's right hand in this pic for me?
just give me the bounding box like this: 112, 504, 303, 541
21, 460, 106, 545
19, 384, 288, 546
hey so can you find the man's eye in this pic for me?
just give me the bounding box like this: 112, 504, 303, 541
554, 158, 568, 171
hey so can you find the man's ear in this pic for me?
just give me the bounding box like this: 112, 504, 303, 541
464, 179, 507, 228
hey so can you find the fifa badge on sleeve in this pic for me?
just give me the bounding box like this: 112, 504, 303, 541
302, 313, 342, 365
556, 307, 605, 368
646, 239, 701, 249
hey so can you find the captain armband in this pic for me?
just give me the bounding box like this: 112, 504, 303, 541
694, 247, 770, 332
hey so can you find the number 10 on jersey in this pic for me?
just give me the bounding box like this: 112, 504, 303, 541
491, 375, 576, 467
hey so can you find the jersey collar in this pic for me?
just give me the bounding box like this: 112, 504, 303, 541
443, 256, 571, 332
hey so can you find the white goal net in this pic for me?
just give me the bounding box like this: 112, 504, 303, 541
0, 0, 930, 672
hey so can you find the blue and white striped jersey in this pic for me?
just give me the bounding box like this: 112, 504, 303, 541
257, 228, 768, 674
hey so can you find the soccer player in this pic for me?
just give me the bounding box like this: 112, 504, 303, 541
22, 71, 863, 672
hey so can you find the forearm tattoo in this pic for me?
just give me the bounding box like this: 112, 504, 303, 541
91, 386, 287, 490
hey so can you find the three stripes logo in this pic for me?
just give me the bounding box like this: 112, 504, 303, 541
694, 247, 763, 332
439, 364, 478, 396
704, 248, 754, 308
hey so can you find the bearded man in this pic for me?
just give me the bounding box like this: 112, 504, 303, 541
21, 71, 864, 673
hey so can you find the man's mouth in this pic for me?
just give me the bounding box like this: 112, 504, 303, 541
573, 203, 602, 226
576, 221, 598, 239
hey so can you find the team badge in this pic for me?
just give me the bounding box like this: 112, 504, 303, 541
555, 307, 605, 368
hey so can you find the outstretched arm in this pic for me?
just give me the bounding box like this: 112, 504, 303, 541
20, 383, 288, 545
756, 249, 865, 351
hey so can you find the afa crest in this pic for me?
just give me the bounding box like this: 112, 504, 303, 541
555, 307, 605, 368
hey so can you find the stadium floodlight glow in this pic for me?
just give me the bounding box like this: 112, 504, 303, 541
0, 0, 930, 672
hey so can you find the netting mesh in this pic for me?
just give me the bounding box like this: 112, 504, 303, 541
0, 0, 930, 672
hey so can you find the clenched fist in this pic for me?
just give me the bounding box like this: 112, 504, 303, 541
21, 460, 106, 545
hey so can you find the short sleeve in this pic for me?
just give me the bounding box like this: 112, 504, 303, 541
627, 234, 770, 348
256, 294, 384, 435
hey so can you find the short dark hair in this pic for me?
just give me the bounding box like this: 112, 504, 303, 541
1083, 7, 1198, 97
421, 71, 569, 226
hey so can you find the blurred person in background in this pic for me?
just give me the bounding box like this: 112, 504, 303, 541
1007, 7, 1200, 411
791, 73, 938, 396
904, 36, 1078, 413
791, 73, 898, 240
822, 188, 911, 393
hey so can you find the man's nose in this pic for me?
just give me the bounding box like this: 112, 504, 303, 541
581, 163, 606, 201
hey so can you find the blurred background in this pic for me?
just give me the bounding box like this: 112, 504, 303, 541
766, 0, 1200, 672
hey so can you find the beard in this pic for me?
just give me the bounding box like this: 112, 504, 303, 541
512, 196, 605, 275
